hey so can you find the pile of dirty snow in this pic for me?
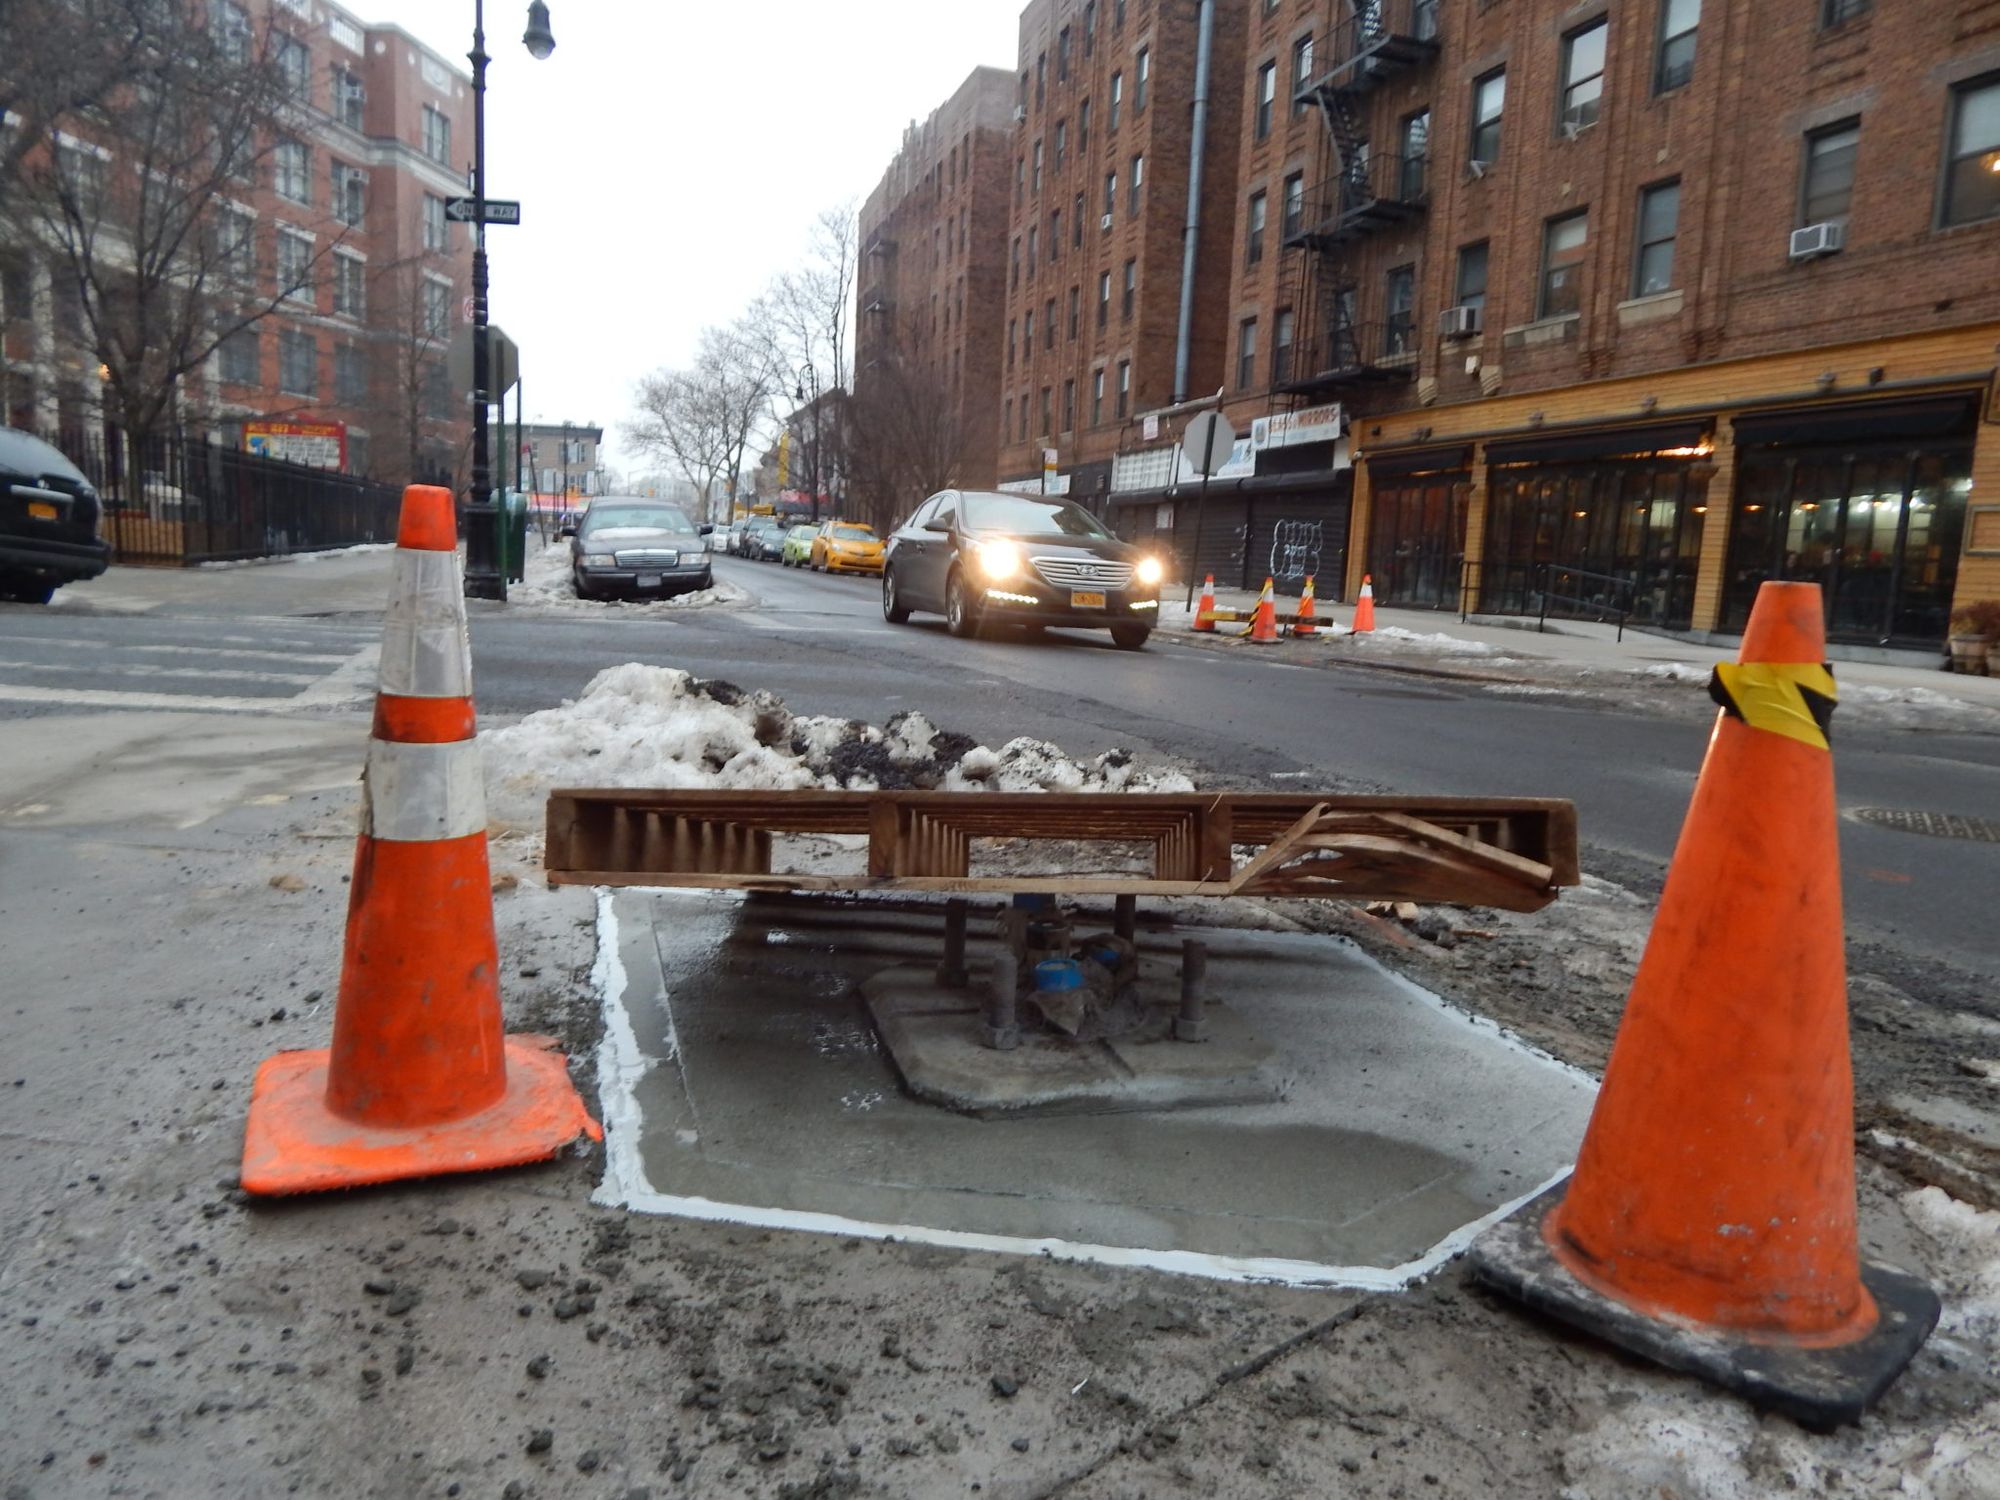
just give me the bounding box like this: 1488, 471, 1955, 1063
1357, 625, 1500, 653
509, 537, 746, 614
480, 663, 1194, 831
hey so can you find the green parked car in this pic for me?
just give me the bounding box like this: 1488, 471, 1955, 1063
779, 523, 819, 567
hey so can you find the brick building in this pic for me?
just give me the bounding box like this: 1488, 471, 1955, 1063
994, 0, 1249, 504
0, 0, 475, 487
856, 67, 1016, 501
516, 421, 605, 500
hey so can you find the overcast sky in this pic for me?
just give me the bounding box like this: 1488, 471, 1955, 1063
385, 0, 1022, 472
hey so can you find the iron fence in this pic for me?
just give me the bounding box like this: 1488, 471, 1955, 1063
42, 429, 402, 566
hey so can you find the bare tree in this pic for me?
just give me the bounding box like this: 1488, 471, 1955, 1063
14, 4, 341, 461
758, 202, 857, 518
363, 256, 463, 489
848, 308, 963, 534
627, 314, 782, 525
0, 0, 157, 217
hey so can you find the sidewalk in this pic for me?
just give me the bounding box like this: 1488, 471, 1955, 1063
1158, 581, 2000, 724
48, 543, 400, 618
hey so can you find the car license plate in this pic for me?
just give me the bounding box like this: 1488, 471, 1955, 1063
1070, 590, 1106, 610
637, 573, 663, 588
27, 501, 58, 521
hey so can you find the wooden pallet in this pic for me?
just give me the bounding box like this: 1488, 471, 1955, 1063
544, 791, 1578, 912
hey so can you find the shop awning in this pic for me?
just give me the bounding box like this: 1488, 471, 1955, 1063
1485, 420, 1710, 465
1731, 393, 1979, 448
1366, 445, 1474, 478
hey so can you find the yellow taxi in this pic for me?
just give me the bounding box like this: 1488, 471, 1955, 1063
810, 519, 885, 575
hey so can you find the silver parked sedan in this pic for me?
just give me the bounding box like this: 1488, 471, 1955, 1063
565, 499, 714, 600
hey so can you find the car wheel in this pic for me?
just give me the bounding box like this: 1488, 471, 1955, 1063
0, 578, 55, 605
882, 565, 911, 624
1110, 624, 1151, 651
945, 568, 981, 639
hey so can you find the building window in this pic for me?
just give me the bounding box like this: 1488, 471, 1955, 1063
1032, 139, 1043, 194
1129, 154, 1144, 213
1656, 0, 1699, 94
1040, 386, 1051, 434
1539, 210, 1588, 318
1292, 34, 1314, 118
1246, 190, 1267, 264
219, 207, 256, 281
335, 343, 367, 405
1050, 211, 1061, 259
1058, 25, 1071, 80
1091, 369, 1105, 424
1079, 97, 1091, 150
1068, 285, 1080, 339
1024, 308, 1035, 352
1007, 318, 1016, 367
334, 67, 366, 130
1074, 193, 1084, 247
1015, 157, 1024, 205
1471, 71, 1505, 164
422, 105, 452, 166
1135, 47, 1149, 111
219, 328, 258, 385
277, 230, 313, 300
422, 277, 451, 339
276, 34, 310, 98
1255, 61, 1276, 141
332, 162, 366, 227
1055, 120, 1067, 170
1633, 181, 1680, 295
1044, 298, 1056, 348
1063, 378, 1076, 430
1801, 120, 1859, 225
1122, 259, 1136, 319
1004, 396, 1013, 436
1011, 236, 1020, 287
1019, 394, 1029, 440
423, 362, 452, 421
1097, 270, 1110, 328
275, 139, 310, 204
279, 330, 317, 396
1084, 0, 1096, 52
332, 251, 365, 317
1237, 317, 1258, 390
1941, 75, 2000, 228
1561, 21, 1607, 134
1114, 0, 1125, 31
1272, 308, 1294, 384
1027, 225, 1038, 274
1385, 265, 1415, 354
1104, 170, 1117, 218
422, 193, 448, 251
1400, 109, 1430, 198
1821, 0, 1870, 25
212, 1, 250, 64
1116, 360, 1130, 417
1036, 52, 1046, 108
1281, 171, 1304, 237
1110, 72, 1123, 130
1455, 241, 1489, 321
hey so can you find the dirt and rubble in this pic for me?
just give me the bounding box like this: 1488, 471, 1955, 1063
3, 680, 1997, 1499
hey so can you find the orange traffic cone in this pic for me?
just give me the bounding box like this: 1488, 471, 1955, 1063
1193, 574, 1218, 633
1469, 581, 1937, 1428
1247, 577, 1279, 643
1292, 575, 1318, 638
241, 486, 602, 1195
1351, 574, 1376, 633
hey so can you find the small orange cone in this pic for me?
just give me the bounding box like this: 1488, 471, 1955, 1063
1193, 574, 1218, 633
1351, 574, 1376, 633
1469, 581, 1937, 1428
1292, 575, 1318, 638
1247, 577, 1279, 643
241, 485, 602, 1196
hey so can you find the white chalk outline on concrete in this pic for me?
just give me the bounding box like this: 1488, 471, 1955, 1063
589, 888, 1588, 1290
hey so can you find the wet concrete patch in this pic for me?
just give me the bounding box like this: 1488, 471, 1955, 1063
594, 889, 1597, 1285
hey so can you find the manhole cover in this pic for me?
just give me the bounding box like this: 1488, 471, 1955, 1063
1852, 809, 2000, 842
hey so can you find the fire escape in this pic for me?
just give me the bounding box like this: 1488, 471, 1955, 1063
1278, 0, 1440, 400
858, 231, 897, 375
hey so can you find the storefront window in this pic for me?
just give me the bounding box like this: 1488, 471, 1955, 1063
1724, 445, 1973, 643
1368, 471, 1471, 610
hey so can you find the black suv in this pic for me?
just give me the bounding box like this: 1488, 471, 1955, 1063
0, 428, 110, 604
881, 489, 1164, 649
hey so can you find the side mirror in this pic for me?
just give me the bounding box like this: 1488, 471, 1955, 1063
698, 523, 714, 535
923, 519, 952, 534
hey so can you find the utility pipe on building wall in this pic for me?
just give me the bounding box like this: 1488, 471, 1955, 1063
1172, 0, 1217, 405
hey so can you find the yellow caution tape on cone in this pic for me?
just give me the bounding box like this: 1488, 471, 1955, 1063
1708, 662, 1837, 751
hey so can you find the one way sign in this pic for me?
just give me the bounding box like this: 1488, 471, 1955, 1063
444, 197, 521, 226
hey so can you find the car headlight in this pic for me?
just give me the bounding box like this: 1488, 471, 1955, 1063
973, 538, 1023, 581
1135, 556, 1164, 587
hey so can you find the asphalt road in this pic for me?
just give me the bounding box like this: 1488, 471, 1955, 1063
4, 550, 1994, 977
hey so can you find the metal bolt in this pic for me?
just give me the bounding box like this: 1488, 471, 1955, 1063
1173, 938, 1208, 1043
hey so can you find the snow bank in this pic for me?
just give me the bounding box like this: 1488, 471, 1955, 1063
480, 663, 1194, 831
1361, 625, 1500, 654
509, 538, 746, 614
198, 542, 396, 570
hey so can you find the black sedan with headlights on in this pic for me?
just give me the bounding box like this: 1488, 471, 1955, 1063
880, 489, 1164, 649
564, 499, 714, 600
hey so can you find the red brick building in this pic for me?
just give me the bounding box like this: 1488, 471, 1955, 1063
0, 0, 476, 486
856, 67, 1017, 502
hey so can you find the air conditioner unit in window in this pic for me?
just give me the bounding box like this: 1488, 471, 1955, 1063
1437, 305, 1481, 338
1100, 213, 1114, 230
1466, 159, 1490, 180
1013, 105, 1027, 123
1788, 221, 1845, 260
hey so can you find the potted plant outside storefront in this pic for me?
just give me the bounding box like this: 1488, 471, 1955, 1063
1946, 600, 2000, 675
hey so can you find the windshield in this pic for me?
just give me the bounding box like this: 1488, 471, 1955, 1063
833, 525, 874, 541
962, 494, 1115, 539
583, 504, 695, 534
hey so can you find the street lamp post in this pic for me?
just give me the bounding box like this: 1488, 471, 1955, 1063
463, 0, 555, 602
794, 362, 819, 524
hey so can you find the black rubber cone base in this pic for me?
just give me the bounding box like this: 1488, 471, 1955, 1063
1466, 1187, 1940, 1431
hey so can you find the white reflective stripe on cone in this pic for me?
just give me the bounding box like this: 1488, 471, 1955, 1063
360, 737, 488, 842
379, 549, 474, 699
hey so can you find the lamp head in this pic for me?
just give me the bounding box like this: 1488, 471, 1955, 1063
523, 1, 555, 59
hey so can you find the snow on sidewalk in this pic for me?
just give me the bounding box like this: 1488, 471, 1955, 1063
480, 662, 1195, 831
196, 541, 397, 569
508, 536, 747, 614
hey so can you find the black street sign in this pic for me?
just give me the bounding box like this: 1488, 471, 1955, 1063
444, 197, 521, 226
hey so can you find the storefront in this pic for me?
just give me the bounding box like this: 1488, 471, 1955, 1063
1364, 447, 1472, 611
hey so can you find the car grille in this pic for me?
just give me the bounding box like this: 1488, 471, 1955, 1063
613, 549, 681, 567
1031, 556, 1134, 591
